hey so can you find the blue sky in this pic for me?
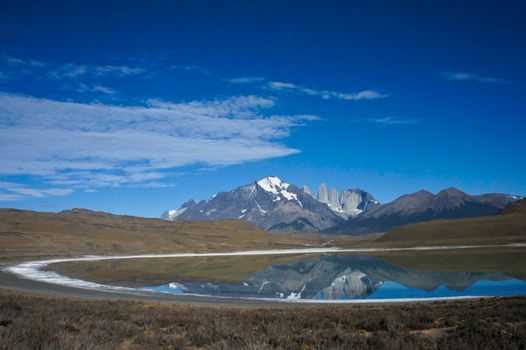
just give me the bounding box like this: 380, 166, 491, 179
0, 1, 525, 217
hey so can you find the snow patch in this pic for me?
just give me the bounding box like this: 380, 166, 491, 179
163, 207, 187, 220
280, 190, 297, 202
256, 176, 289, 194
256, 176, 303, 206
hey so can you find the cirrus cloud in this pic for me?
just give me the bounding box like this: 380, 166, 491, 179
370, 116, 420, 125
440, 71, 510, 84
0, 92, 317, 198
265, 81, 387, 101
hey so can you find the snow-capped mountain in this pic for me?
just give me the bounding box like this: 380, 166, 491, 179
162, 177, 521, 235
161, 176, 345, 232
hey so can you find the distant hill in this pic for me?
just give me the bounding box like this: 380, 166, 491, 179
325, 188, 520, 235
375, 198, 526, 246
0, 208, 318, 260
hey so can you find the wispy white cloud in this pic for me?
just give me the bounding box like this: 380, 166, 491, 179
0, 92, 316, 195
224, 76, 266, 84
441, 71, 510, 84
1, 54, 145, 80
0, 194, 25, 201
76, 83, 117, 95
223, 76, 386, 101
0, 55, 146, 98
48, 63, 145, 80
0, 180, 73, 201
370, 117, 420, 125
1, 54, 46, 68
170, 64, 212, 75
266, 80, 387, 101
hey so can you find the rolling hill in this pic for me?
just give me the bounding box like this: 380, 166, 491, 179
375, 198, 526, 246
0, 208, 322, 264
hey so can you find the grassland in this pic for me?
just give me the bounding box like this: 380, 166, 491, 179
0, 208, 337, 266
0, 290, 525, 349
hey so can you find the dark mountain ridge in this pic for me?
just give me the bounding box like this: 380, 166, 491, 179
325, 187, 519, 235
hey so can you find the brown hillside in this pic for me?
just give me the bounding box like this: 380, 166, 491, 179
375, 199, 526, 246
0, 208, 321, 264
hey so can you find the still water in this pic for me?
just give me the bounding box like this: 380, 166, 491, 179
139, 253, 526, 301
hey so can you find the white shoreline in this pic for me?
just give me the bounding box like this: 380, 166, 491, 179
4, 243, 526, 304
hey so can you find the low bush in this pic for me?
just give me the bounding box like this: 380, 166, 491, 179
0, 292, 524, 349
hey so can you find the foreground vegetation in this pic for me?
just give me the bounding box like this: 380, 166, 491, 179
0, 291, 524, 349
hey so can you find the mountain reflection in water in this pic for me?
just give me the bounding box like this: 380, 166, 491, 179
144, 255, 526, 300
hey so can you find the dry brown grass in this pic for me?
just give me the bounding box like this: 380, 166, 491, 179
0, 208, 331, 266
0, 291, 525, 349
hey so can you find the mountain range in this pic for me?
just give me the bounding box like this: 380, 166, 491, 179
162, 177, 350, 232
326, 187, 520, 235
162, 176, 520, 235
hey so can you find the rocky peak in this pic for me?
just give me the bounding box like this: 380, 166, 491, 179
328, 188, 339, 209
316, 183, 379, 217
317, 183, 328, 203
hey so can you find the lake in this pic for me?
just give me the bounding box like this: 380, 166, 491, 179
46, 247, 526, 301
